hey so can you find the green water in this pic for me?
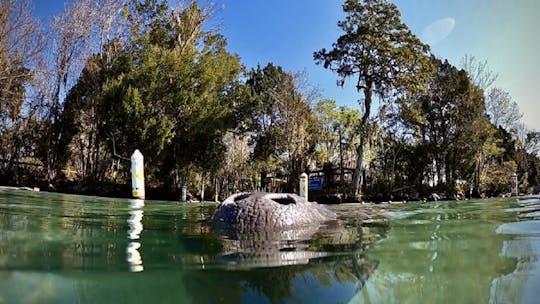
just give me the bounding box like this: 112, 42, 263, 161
0, 188, 539, 303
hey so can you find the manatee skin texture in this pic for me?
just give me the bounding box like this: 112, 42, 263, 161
213, 192, 337, 232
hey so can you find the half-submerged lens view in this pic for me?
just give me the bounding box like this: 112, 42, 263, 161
1, 189, 539, 303
2, 0, 539, 302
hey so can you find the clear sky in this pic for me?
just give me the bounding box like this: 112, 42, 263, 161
33, 0, 540, 131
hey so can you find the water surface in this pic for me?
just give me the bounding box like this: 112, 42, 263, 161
0, 188, 539, 303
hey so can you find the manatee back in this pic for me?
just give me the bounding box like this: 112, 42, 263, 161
213, 192, 337, 232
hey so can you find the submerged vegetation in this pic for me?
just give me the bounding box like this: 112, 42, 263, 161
1, 0, 539, 201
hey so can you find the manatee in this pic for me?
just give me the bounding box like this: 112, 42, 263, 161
213, 192, 337, 232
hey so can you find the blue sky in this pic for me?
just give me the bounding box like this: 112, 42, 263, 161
33, 0, 540, 131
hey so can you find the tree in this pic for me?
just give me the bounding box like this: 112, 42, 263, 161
476, 126, 517, 196
513, 122, 540, 155
41, 0, 129, 184
399, 57, 493, 195
216, 132, 254, 198
245, 63, 317, 192
0, 0, 43, 97
313, 99, 361, 185
57, 40, 130, 181
0, 0, 45, 184
313, 99, 340, 164
485, 87, 522, 131
314, 0, 432, 198
91, 0, 128, 54
460, 54, 498, 91
97, 1, 244, 194
41, 0, 95, 181
513, 123, 540, 192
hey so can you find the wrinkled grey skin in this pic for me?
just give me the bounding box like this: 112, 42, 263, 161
212, 193, 388, 269
213, 192, 337, 232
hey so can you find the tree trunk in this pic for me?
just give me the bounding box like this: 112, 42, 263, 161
214, 176, 219, 202
435, 158, 442, 186
473, 151, 484, 197
286, 157, 303, 193
339, 128, 344, 185
351, 136, 366, 198
260, 170, 267, 191
93, 115, 100, 181
391, 149, 398, 189
351, 84, 372, 199
445, 152, 453, 188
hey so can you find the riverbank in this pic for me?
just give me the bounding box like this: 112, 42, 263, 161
0, 181, 184, 202
2, 179, 537, 205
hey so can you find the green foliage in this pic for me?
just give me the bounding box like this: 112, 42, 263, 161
49, 1, 246, 192
398, 58, 489, 189
313, 99, 360, 167
98, 1, 244, 188
4, 0, 540, 200
314, 0, 432, 97
371, 56, 539, 198
0, 0, 43, 184
245, 63, 316, 191
480, 161, 517, 196
56, 40, 130, 179
520, 132, 540, 191
245, 63, 294, 163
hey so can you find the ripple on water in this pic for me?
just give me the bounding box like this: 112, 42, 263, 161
384, 210, 422, 220
496, 220, 540, 235
519, 211, 540, 219
516, 197, 540, 204
505, 196, 540, 220
493, 198, 540, 304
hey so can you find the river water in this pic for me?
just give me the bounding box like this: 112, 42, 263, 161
0, 188, 538, 303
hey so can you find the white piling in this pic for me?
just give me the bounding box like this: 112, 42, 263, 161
181, 185, 187, 202
131, 149, 145, 199
299, 172, 308, 201
511, 173, 518, 196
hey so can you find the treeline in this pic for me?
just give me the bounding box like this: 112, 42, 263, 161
1, 0, 538, 201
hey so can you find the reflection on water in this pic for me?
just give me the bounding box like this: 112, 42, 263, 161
0, 189, 382, 303
0, 271, 79, 303
218, 225, 328, 269
490, 198, 540, 304
351, 198, 540, 304
127, 199, 144, 272
0, 189, 539, 303
219, 228, 325, 268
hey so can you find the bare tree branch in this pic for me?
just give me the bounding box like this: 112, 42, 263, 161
460, 54, 498, 91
